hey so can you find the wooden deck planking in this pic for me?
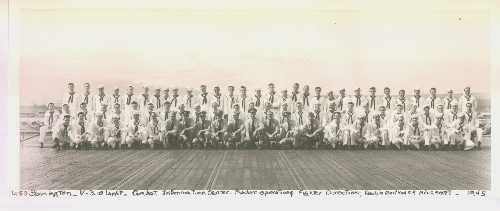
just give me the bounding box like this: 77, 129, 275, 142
20, 138, 490, 190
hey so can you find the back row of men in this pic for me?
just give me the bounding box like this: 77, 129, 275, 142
38, 83, 482, 150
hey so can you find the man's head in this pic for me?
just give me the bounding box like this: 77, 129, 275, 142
281, 89, 288, 97
127, 85, 134, 95
268, 83, 275, 93
68, 82, 75, 92
411, 116, 419, 126
297, 102, 304, 111
172, 88, 179, 95
228, 85, 235, 93
399, 89, 405, 98
384, 87, 390, 96
464, 87, 471, 95
396, 103, 403, 112
133, 112, 140, 122
378, 106, 386, 114
163, 101, 171, 110
77, 112, 85, 121
200, 111, 207, 120
266, 111, 274, 119
240, 86, 247, 95
430, 87, 437, 96
327, 91, 334, 99
249, 108, 257, 118
255, 89, 262, 96
347, 101, 354, 110
314, 87, 321, 95
307, 112, 315, 121
113, 87, 120, 95
83, 83, 90, 92
398, 116, 405, 125
283, 111, 291, 120
303, 85, 310, 93
80, 102, 87, 110
447, 89, 453, 97
437, 104, 444, 113
154, 88, 161, 96
163, 88, 170, 96
293, 83, 299, 91
369, 87, 376, 96
112, 116, 120, 126
414, 89, 421, 96
214, 86, 221, 94
354, 88, 361, 96
113, 103, 121, 112
170, 111, 177, 120
334, 111, 341, 120
63, 115, 71, 125
147, 102, 154, 111
200, 85, 207, 93
98, 85, 105, 94
47, 103, 55, 110
143, 85, 149, 94
62, 104, 70, 113
466, 102, 473, 111
423, 105, 430, 114
339, 88, 346, 96
100, 104, 108, 113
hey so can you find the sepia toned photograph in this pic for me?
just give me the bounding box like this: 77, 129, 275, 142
16, 1, 491, 191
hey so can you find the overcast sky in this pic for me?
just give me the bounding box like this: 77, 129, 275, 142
17, 0, 491, 105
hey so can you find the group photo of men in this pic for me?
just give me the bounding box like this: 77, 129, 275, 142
38, 82, 483, 151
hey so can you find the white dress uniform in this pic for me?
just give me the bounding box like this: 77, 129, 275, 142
109, 111, 126, 125
459, 94, 478, 113
142, 110, 157, 127
409, 96, 424, 111
146, 122, 162, 145
406, 123, 424, 148
301, 93, 312, 111
123, 94, 139, 111
62, 92, 78, 116
92, 94, 111, 113
325, 97, 336, 113
210, 94, 225, 112
277, 97, 292, 116
394, 97, 408, 112
290, 91, 300, 113
335, 96, 348, 113
72, 120, 90, 145
425, 96, 443, 111
264, 92, 280, 114
324, 120, 344, 145
378, 112, 391, 145
236, 95, 251, 119
77, 93, 95, 112
390, 123, 407, 145
420, 113, 435, 146
90, 119, 107, 145
169, 94, 182, 111
430, 119, 448, 146
197, 92, 211, 112
464, 110, 482, 147
342, 110, 357, 145
38, 109, 61, 144
181, 94, 196, 112
138, 94, 152, 111
365, 121, 382, 146
125, 121, 146, 145
349, 95, 367, 111
223, 94, 238, 115
443, 96, 459, 111
110, 94, 125, 111
151, 94, 164, 111
381, 95, 394, 110
323, 111, 337, 126
250, 95, 264, 112
366, 95, 381, 112
53, 122, 73, 145
444, 110, 460, 127
106, 123, 124, 146
310, 95, 325, 113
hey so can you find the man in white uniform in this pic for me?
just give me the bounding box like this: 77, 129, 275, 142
38, 103, 60, 148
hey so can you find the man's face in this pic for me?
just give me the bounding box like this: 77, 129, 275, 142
328, 92, 334, 98
228, 87, 234, 93
347, 103, 354, 110
63, 105, 69, 112
84, 84, 90, 92
194, 106, 200, 113
411, 118, 418, 126
379, 107, 386, 114
48, 103, 54, 110
354, 90, 361, 96
308, 114, 314, 121
201, 86, 207, 93
148, 104, 154, 111
99, 88, 105, 94
430, 89, 436, 96
397, 105, 403, 112
250, 112, 256, 119
113, 119, 120, 126
329, 104, 335, 112
467, 104, 472, 111
154, 89, 161, 96
384, 89, 390, 95
128, 87, 134, 94
173, 89, 178, 95
437, 106, 444, 113
78, 114, 85, 121
293, 84, 299, 91
214, 87, 220, 94
63, 117, 70, 125
268, 84, 275, 93
398, 118, 404, 125
303, 86, 309, 92
68, 84, 74, 92
114, 89, 120, 95
256, 90, 262, 96
369, 89, 375, 96
249, 102, 255, 109
240, 88, 247, 95
297, 104, 303, 111
80, 103, 87, 110
448, 91, 453, 97
101, 105, 107, 112
133, 115, 140, 122
414, 90, 420, 96
143, 87, 149, 93
452, 105, 458, 112
163, 90, 169, 96
114, 104, 120, 111
187, 91, 193, 96
424, 107, 430, 114
132, 103, 138, 110
315, 88, 321, 95
465, 87, 471, 95
399, 90, 405, 98
201, 113, 206, 120
97, 115, 103, 122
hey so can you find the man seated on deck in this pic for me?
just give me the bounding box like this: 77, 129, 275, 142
210, 110, 227, 149
177, 110, 196, 149
364, 114, 383, 149
225, 111, 244, 149
146, 113, 162, 149
191, 111, 211, 149
351, 115, 368, 149
106, 115, 124, 149
162, 111, 179, 149
420, 105, 435, 150
464, 102, 483, 150
89, 112, 107, 149
390, 115, 407, 150
257, 111, 280, 150
124, 112, 146, 149
242, 107, 260, 149
406, 115, 424, 150
429, 114, 447, 150
377, 106, 391, 148
448, 113, 470, 151
72, 111, 91, 150
277, 111, 297, 149
53, 114, 73, 150
296, 112, 323, 150
342, 101, 356, 149
323, 111, 343, 149
38, 102, 60, 148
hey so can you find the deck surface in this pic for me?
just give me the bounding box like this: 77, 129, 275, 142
20, 138, 490, 190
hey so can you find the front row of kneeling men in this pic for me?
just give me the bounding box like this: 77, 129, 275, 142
46, 98, 482, 151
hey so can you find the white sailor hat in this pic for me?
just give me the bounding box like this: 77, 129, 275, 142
113, 86, 119, 90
